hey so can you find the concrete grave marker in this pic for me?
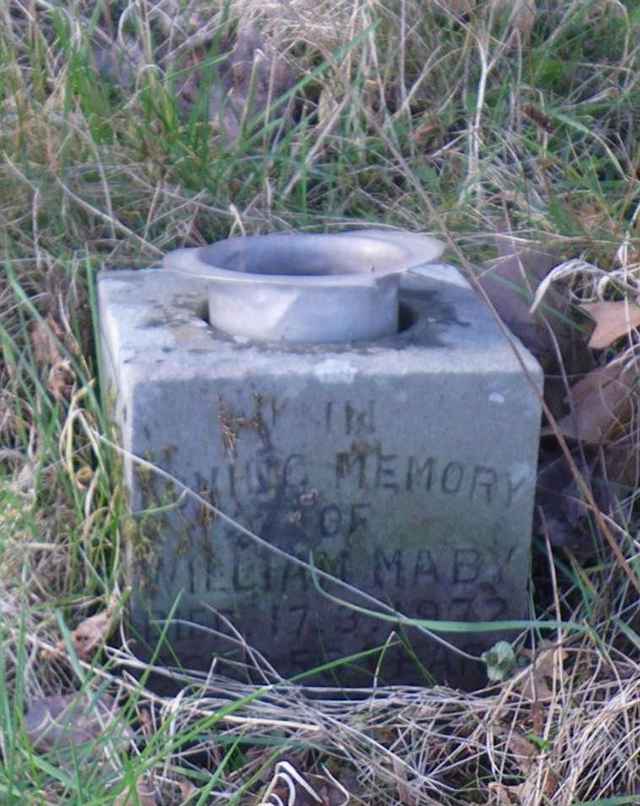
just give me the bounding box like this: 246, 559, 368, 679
98, 231, 542, 688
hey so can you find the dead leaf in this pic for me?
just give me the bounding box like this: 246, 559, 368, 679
555, 361, 635, 444
92, 38, 143, 90
177, 780, 198, 803
68, 605, 117, 661
516, 642, 566, 701
534, 444, 616, 550
183, 23, 296, 144
34, 790, 63, 805
494, 729, 558, 803
412, 114, 444, 148
47, 359, 75, 402
439, 1, 536, 39
139, 706, 155, 739
602, 437, 640, 488
505, 732, 537, 775
115, 777, 156, 806
75, 465, 94, 489
489, 770, 556, 804
522, 104, 554, 134
541, 768, 559, 798
7, 454, 38, 500
568, 362, 626, 407
31, 316, 64, 368
481, 234, 596, 420
441, 0, 473, 13
581, 301, 640, 349
516, 763, 559, 802
477, 237, 569, 367
505, 0, 536, 39
488, 781, 523, 805
393, 755, 417, 805
485, 0, 536, 40
25, 692, 133, 758
44, 595, 119, 662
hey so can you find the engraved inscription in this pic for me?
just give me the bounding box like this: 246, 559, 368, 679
326, 401, 377, 435
335, 441, 524, 508
138, 389, 530, 684
203, 396, 528, 510
218, 539, 514, 618
150, 536, 517, 684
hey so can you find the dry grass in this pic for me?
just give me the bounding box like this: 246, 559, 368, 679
2, 0, 640, 803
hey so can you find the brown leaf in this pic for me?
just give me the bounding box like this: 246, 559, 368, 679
488, 781, 523, 805
582, 301, 640, 349
490, 0, 536, 38
478, 238, 564, 364
556, 362, 634, 444
201, 23, 295, 144
393, 754, 417, 805
70, 606, 117, 661
412, 115, 442, 147
177, 780, 198, 803
139, 707, 155, 739
92, 39, 143, 90
36, 790, 63, 805
115, 778, 156, 806
492, 723, 559, 802
522, 104, 554, 134
542, 768, 559, 798
25, 693, 132, 757
442, 0, 473, 13
440, 1, 536, 38
75, 465, 94, 490
516, 642, 566, 701
31, 316, 64, 368
47, 359, 75, 402
506, 732, 537, 775
44, 596, 119, 662
503, 731, 559, 799
602, 437, 640, 488
517, 764, 559, 802
8, 455, 38, 500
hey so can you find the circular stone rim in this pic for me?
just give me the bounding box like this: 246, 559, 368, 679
163, 229, 445, 288
163, 229, 445, 343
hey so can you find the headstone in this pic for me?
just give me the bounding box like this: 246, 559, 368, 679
98, 244, 542, 689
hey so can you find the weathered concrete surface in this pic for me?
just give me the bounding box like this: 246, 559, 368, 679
98, 264, 542, 688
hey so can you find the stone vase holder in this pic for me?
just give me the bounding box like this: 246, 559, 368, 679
163, 229, 444, 343
98, 228, 542, 689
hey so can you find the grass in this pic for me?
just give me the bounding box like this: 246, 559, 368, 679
2, 0, 640, 803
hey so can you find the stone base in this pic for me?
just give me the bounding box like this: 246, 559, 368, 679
98, 263, 542, 689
